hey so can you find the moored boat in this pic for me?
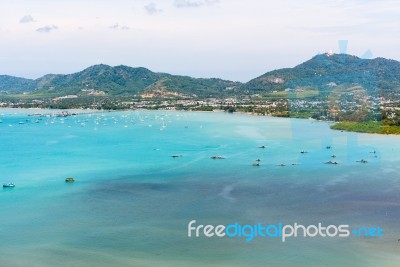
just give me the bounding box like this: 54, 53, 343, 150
3, 182, 15, 188
211, 155, 225, 159
65, 178, 75, 183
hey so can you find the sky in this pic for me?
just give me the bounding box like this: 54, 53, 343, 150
0, 0, 399, 82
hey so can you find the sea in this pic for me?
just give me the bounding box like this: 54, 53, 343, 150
0, 108, 400, 267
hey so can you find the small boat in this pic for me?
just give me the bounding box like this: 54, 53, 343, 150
324, 161, 338, 165
331, 155, 336, 158
300, 151, 308, 154
171, 154, 182, 158
211, 156, 225, 159
326, 146, 332, 149
252, 162, 260, 166
3, 183, 15, 188
258, 146, 266, 149
356, 159, 368, 163
65, 178, 75, 183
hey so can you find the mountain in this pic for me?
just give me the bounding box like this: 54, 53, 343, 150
0, 75, 35, 92
31, 64, 241, 98
243, 53, 400, 96
35, 64, 164, 96
1, 54, 400, 99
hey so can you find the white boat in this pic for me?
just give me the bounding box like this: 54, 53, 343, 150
3, 182, 15, 188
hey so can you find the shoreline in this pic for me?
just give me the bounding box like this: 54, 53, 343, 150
1, 107, 399, 136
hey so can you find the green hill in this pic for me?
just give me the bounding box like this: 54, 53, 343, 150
1, 54, 400, 99
243, 53, 400, 97
35, 65, 164, 96
0, 75, 36, 92
31, 64, 241, 98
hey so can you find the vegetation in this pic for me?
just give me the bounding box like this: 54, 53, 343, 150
192, 106, 214, 111
0, 75, 36, 92
222, 106, 236, 113
331, 121, 400, 134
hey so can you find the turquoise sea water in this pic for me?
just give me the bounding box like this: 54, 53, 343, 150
1, 108, 400, 266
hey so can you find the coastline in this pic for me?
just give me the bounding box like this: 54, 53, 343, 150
2, 106, 399, 135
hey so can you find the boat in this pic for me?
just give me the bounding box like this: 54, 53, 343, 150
65, 178, 75, 183
258, 145, 266, 149
211, 156, 225, 159
324, 161, 338, 165
3, 183, 15, 188
356, 159, 368, 163
171, 154, 182, 158
252, 162, 260, 166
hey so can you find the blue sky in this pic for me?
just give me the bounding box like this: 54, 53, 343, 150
0, 0, 399, 82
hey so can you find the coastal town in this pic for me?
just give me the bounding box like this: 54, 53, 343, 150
1, 90, 399, 123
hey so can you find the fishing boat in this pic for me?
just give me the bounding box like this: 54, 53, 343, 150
324, 161, 338, 165
65, 178, 75, 183
3, 182, 15, 188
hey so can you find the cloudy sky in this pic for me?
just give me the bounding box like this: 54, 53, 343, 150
0, 0, 399, 82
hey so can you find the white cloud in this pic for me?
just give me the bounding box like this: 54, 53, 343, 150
36, 25, 58, 33
109, 23, 119, 29
109, 23, 130, 30
20, 15, 35, 23
174, 0, 219, 8
144, 3, 162, 15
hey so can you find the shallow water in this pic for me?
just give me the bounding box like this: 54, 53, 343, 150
1, 109, 400, 266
